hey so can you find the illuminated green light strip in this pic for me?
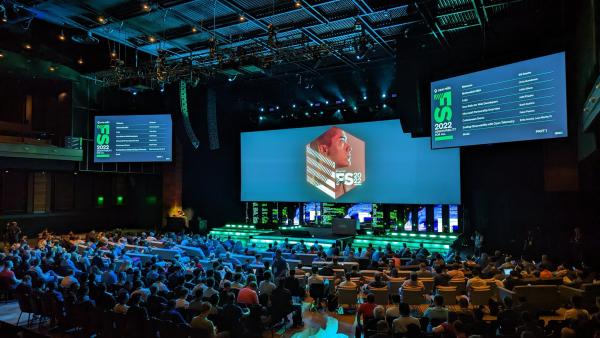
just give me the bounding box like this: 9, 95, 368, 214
435, 135, 454, 141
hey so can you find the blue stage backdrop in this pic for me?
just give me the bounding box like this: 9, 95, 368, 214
241, 119, 460, 204
431, 52, 567, 149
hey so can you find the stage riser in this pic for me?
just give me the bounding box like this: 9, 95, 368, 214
208, 224, 458, 253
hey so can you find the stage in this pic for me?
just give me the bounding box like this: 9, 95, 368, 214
209, 224, 459, 252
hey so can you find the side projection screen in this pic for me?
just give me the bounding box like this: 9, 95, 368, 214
431, 52, 567, 149
94, 114, 173, 163
241, 120, 460, 204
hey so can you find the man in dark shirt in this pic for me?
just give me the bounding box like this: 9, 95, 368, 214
271, 278, 303, 327
433, 266, 451, 287
284, 269, 302, 297
497, 297, 520, 335
272, 250, 288, 278
126, 293, 149, 333
368, 273, 387, 289
319, 264, 334, 276
220, 292, 248, 337
515, 311, 544, 338
159, 299, 186, 324
146, 285, 168, 317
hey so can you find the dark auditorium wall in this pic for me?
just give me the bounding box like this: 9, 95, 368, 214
0, 77, 164, 236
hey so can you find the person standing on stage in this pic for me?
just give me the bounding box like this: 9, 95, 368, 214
471, 230, 484, 256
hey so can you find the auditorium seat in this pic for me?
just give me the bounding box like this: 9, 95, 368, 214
401, 288, 426, 306
337, 286, 358, 311
498, 285, 561, 312
449, 278, 467, 294
420, 277, 434, 295
16, 291, 34, 327
469, 286, 494, 306
436, 286, 458, 305
371, 287, 389, 305
388, 280, 404, 297
559, 283, 600, 310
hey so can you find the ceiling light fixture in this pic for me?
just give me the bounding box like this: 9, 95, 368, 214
98, 16, 107, 24
58, 30, 66, 41
294, 1, 302, 8
23, 43, 32, 50
148, 36, 156, 43
142, 3, 151, 12
239, 14, 245, 22
77, 57, 84, 65
191, 26, 198, 33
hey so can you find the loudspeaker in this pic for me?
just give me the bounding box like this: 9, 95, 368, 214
395, 42, 430, 137
206, 88, 220, 150
179, 80, 200, 149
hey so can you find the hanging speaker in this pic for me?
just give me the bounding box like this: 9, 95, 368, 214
206, 88, 220, 150
179, 80, 200, 149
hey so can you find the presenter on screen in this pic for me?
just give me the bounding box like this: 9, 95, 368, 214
309, 127, 352, 196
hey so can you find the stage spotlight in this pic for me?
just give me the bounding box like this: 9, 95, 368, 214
0, 51, 4, 58
363, 95, 367, 100
58, 30, 66, 41
191, 26, 198, 33
325, 100, 329, 105
239, 14, 245, 22
142, 3, 151, 12
353, 106, 357, 111
259, 107, 265, 112
132, 91, 138, 96
259, 116, 265, 121
294, 0, 302, 8
228, 75, 238, 82
383, 104, 387, 108
159, 83, 165, 93
276, 106, 280, 110
77, 57, 84, 65
98, 16, 107, 24
148, 36, 156, 43
342, 98, 346, 103
309, 103, 314, 107
48, 66, 56, 72
305, 112, 309, 116
381, 93, 387, 99
292, 104, 296, 108
23, 43, 32, 50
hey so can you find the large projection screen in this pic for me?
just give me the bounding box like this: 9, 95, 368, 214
241, 120, 460, 204
431, 52, 567, 149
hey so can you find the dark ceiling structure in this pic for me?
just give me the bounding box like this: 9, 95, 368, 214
0, 0, 565, 87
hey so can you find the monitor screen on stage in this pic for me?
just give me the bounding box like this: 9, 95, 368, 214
431, 52, 567, 149
94, 114, 172, 163
241, 119, 460, 204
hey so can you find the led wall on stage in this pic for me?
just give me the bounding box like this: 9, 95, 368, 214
241, 120, 460, 204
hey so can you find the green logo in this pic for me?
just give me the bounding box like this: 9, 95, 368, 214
433, 91, 452, 123
96, 124, 110, 145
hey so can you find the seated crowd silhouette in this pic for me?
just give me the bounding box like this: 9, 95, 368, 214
0, 230, 599, 338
